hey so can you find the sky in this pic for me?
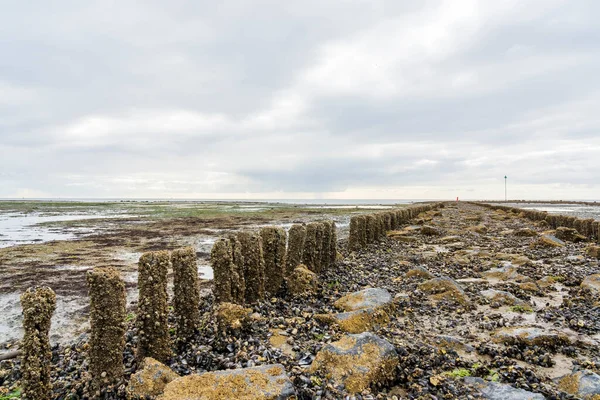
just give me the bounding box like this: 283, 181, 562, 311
1, 0, 599, 201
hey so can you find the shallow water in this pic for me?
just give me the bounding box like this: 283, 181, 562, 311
0, 212, 135, 248
0, 290, 90, 345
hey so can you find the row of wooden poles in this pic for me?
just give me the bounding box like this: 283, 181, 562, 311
17, 218, 339, 400
211, 221, 337, 306
19, 248, 199, 400
347, 203, 445, 251
17, 202, 443, 400
474, 203, 600, 242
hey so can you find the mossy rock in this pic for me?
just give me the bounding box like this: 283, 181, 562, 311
309, 332, 398, 394
158, 364, 295, 400
127, 358, 179, 399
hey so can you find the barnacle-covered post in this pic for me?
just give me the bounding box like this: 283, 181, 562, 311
365, 215, 376, 244
211, 239, 234, 303
320, 220, 333, 271
87, 267, 126, 387
172, 247, 200, 343
237, 231, 265, 303
21, 286, 56, 400
285, 224, 306, 276
227, 233, 246, 304
260, 226, 287, 295
137, 251, 171, 362
303, 222, 321, 271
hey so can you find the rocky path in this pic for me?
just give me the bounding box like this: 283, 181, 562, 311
2, 202, 600, 399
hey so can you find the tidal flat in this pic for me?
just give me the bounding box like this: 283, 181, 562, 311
2, 201, 600, 399
0, 200, 396, 345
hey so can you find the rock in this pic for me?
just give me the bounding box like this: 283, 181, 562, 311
555, 227, 586, 243
537, 276, 557, 288
390, 235, 418, 243
405, 266, 434, 280
318, 288, 393, 333
127, 358, 179, 399
268, 329, 295, 357
514, 228, 538, 237
495, 253, 532, 266
214, 302, 251, 332
483, 264, 530, 282
388, 228, 419, 242
446, 242, 466, 250
557, 369, 600, 399
287, 265, 318, 296
586, 245, 600, 259
334, 288, 392, 311
158, 364, 295, 400
440, 235, 461, 243
480, 289, 528, 307
418, 276, 469, 305
421, 225, 442, 236
518, 282, 540, 292
435, 335, 474, 353
469, 224, 488, 234
492, 327, 570, 347
316, 308, 390, 334
309, 332, 398, 394
452, 255, 471, 266
566, 255, 585, 263
581, 274, 600, 294
532, 235, 565, 248
464, 377, 545, 400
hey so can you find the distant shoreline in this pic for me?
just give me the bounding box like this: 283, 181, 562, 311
481, 200, 600, 206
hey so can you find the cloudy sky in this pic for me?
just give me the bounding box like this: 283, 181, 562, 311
1, 1, 599, 200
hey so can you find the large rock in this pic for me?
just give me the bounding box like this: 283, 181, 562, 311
532, 235, 565, 248
421, 225, 442, 236
309, 332, 398, 394
495, 253, 532, 266
464, 377, 545, 400
581, 274, 600, 294
127, 358, 179, 399
469, 224, 488, 234
492, 327, 570, 347
537, 276, 558, 288
316, 308, 390, 334
158, 364, 295, 400
405, 266, 434, 280
557, 369, 600, 399
514, 228, 538, 237
586, 246, 600, 259
334, 288, 392, 311
395, 235, 418, 243
268, 329, 295, 357
214, 302, 252, 332
319, 288, 393, 333
481, 289, 528, 307
483, 263, 530, 282
287, 265, 318, 296
418, 276, 469, 305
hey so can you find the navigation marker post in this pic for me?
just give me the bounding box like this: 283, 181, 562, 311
504, 175, 507, 201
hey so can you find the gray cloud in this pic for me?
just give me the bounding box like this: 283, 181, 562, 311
1, 0, 600, 200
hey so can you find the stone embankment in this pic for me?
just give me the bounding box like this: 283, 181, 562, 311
3, 201, 600, 399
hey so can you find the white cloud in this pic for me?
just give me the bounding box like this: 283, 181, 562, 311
1, 0, 600, 200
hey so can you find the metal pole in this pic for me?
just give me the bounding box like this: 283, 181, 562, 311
504, 176, 507, 201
